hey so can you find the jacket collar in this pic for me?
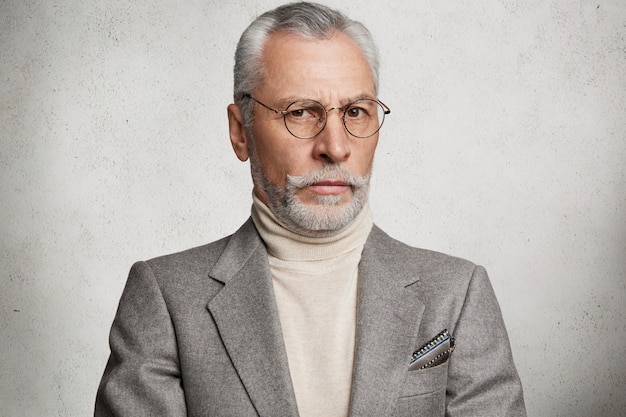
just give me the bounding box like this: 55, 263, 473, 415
349, 225, 425, 416
207, 220, 424, 417
207, 219, 299, 417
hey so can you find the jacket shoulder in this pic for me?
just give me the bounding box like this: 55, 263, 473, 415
367, 225, 486, 310
369, 225, 478, 279
144, 234, 230, 277
142, 218, 259, 280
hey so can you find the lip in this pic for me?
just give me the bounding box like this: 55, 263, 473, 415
307, 180, 350, 195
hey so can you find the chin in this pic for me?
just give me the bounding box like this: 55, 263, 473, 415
278, 192, 365, 236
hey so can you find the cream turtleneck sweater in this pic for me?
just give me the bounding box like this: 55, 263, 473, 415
251, 195, 373, 417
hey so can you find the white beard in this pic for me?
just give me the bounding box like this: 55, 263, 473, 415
250, 154, 370, 237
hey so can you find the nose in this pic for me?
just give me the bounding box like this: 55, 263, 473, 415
312, 110, 351, 163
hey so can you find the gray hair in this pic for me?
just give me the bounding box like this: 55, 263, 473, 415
233, 2, 380, 128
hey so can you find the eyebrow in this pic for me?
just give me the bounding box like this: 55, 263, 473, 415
275, 94, 377, 109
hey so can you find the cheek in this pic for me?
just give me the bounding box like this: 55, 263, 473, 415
254, 141, 301, 184
353, 141, 378, 174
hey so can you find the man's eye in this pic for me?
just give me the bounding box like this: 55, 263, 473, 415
289, 105, 323, 119
290, 109, 308, 117
346, 107, 365, 118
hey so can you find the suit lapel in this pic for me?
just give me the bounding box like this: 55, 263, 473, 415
349, 226, 425, 416
205, 221, 424, 416
207, 219, 299, 417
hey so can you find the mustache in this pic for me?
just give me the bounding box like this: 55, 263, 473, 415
286, 164, 370, 189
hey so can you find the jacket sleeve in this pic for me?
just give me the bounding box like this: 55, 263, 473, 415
446, 265, 527, 416
95, 261, 187, 416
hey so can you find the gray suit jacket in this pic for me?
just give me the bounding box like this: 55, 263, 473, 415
95, 219, 526, 416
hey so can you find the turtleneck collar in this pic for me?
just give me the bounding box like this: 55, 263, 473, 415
251, 193, 373, 262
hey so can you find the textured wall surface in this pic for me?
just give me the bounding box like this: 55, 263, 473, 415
1, 1, 625, 416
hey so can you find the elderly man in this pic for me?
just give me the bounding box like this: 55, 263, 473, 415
95, 2, 526, 416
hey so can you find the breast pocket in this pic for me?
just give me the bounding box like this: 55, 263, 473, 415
394, 362, 448, 416
400, 361, 448, 398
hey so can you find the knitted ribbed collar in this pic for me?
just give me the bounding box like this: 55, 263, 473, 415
251, 194, 373, 262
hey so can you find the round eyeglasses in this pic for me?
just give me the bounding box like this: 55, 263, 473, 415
243, 93, 390, 139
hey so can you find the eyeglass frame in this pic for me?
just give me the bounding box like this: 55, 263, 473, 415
242, 93, 390, 139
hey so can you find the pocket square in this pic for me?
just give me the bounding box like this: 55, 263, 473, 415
409, 329, 455, 371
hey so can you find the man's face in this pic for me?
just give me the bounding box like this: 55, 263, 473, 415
230, 30, 379, 235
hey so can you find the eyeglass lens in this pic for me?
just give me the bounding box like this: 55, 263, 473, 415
284, 99, 386, 139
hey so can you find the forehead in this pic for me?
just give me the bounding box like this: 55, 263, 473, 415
257, 30, 376, 101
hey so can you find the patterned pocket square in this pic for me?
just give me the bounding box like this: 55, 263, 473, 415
409, 329, 456, 371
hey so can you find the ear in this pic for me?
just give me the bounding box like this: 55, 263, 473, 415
227, 104, 250, 161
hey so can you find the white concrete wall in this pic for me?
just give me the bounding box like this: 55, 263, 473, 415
1, 1, 624, 416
